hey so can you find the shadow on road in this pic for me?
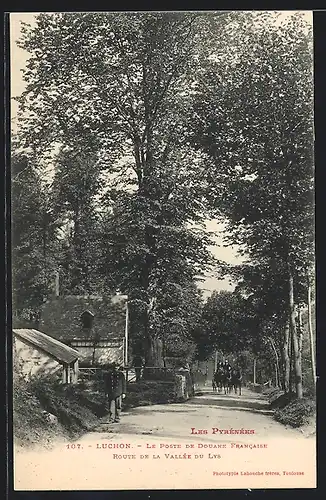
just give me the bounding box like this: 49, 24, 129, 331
146, 403, 273, 416
188, 393, 271, 412
129, 407, 197, 414
187, 403, 272, 416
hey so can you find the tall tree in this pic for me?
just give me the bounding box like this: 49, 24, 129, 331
191, 12, 314, 397
15, 12, 226, 368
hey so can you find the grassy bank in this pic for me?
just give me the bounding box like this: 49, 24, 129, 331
13, 374, 181, 449
13, 376, 108, 449
263, 387, 316, 431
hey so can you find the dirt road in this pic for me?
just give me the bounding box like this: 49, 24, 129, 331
14, 387, 316, 490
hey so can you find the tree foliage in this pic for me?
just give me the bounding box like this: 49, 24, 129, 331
192, 12, 314, 269
191, 12, 314, 395
12, 153, 59, 321
13, 12, 315, 387
199, 290, 255, 357
14, 12, 226, 366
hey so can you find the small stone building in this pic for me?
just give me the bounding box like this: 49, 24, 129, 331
13, 328, 81, 383
38, 294, 128, 367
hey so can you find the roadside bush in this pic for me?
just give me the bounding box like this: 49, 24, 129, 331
123, 380, 175, 409
274, 398, 316, 428
247, 382, 265, 393
29, 377, 107, 433
266, 386, 316, 429
13, 373, 65, 448
269, 390, 296, 409
13, 372, 108, 448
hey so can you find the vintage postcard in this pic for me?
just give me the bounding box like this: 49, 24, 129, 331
9, 10, 316, 491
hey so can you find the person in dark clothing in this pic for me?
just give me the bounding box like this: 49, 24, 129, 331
223, 359, 232, 372
103, 363, 126, 423
132, 355, 143, 382
231, 367, 243, 395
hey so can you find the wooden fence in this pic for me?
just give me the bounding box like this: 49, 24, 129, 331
79, 367, 136, 382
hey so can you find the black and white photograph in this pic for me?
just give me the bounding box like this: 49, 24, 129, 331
9, 10, 316, 490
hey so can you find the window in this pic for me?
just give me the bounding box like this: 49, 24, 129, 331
80, 310, 94, 329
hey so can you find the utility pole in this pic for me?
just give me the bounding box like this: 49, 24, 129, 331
54, 270, 60, 297
124, 300, 129, 381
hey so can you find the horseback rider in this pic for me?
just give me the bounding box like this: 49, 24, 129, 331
231, 366, 243, 395
220, 359, 232, 393
223, 359, 232, 371
213, 361, 224, 393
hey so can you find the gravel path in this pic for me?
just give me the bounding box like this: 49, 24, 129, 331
14, 387, 316, 490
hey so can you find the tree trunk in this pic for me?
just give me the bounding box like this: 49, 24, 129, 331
297, 307, 303, 355
162, 330, 167, 368
141, 286, 164, 373
253, 358, 256, 384
279, 346, 285, 390
289, 322, 294, 393
283, 319, 291, 393
307, 272, 316, 388
288, 270, 303, 398
142, 285, 163, 377
297, 307, 304, 381
143, 336, 164, 379
274, 363, 279, 387
268, 337, 280, 388
134, 122, 168, 378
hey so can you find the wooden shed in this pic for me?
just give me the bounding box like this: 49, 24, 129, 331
13, 328, 82, 384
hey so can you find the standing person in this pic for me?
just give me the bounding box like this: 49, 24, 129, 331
103, 363, 126, 423
133, 354, 143, 382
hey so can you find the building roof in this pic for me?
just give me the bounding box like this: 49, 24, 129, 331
13, 328, 82, 364
39, 294, 127, 341
81, 310, 95, 317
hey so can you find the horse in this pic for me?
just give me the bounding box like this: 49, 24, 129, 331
214, 366, 230, 394
213, 368, 222, 393
225, 366, 233, 394
230, 368, 242, 395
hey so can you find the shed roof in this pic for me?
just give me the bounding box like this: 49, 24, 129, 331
13, 328, 81, 364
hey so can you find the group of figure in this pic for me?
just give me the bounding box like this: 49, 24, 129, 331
102, 357, 242, 424
212, 360, 242, 395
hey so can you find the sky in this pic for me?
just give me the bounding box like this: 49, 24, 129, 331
9, 11, 313, 298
